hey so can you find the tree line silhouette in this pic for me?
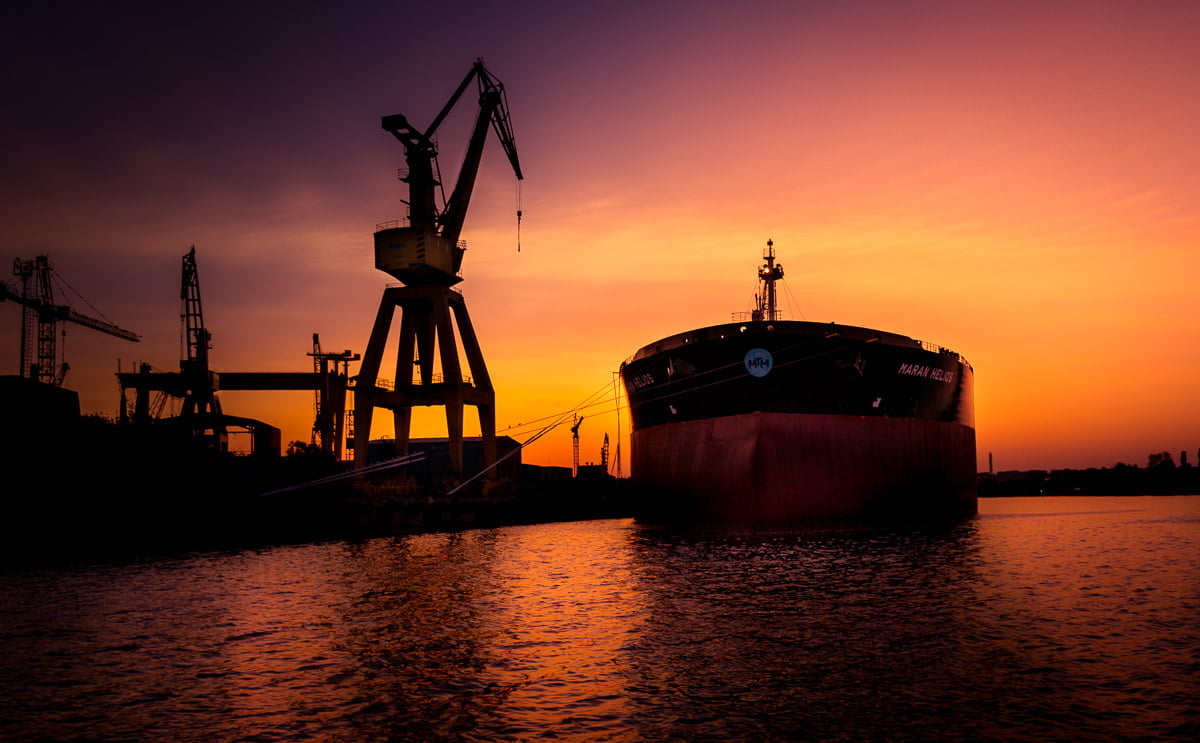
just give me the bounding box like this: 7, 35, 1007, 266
979, 450, 1200, 497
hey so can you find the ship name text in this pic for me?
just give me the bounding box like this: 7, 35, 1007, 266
630, 372, 656, 390
897, 363, 954, 383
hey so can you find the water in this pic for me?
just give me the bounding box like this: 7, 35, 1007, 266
1, 496, 1197, 741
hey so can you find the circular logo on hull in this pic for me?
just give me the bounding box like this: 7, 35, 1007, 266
744, 348, 773, 377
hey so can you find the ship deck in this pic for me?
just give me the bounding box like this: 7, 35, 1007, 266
624, 320, 970, 370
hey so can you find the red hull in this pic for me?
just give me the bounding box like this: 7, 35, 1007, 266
631, 412, 977, 521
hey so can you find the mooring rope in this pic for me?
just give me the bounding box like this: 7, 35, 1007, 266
445, 408, 574, 497
259, 451, 427, 496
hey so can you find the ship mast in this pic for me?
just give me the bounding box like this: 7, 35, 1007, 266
752, 239, 785, 322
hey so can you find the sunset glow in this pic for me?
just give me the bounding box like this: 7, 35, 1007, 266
2, 1, 1198, 472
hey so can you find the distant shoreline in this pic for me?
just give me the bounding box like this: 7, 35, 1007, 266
978, 464, 1199, 498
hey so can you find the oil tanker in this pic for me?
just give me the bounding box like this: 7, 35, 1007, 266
619, 240, 976, 522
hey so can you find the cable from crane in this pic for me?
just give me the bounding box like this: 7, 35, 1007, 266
51, 267, 119, 327
516, 179, 523, 252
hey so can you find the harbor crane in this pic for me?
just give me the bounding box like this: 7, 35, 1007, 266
355, 59, 524, 481
309, 333, 358, 459
571, 414, 584, 477
179, 246, 221, 421
1, 255, 139, 385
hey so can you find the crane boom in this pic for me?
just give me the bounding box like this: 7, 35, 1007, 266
439, 62, 522, 245
376, 59, 523, 285
1, 269, 142, 344
62, 306, 140, 342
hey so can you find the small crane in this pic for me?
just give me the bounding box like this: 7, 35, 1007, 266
179, 247, 220, 419
1, 255, 139, 385
571, 413, 584, 477
308, 333, 359, 459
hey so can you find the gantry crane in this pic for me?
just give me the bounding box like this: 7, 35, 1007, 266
117, 247, 358, 458
1, 255, 139, 385
354, 59, 524, 481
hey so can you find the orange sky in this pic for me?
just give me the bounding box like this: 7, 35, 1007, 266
2, 1, 1198, 472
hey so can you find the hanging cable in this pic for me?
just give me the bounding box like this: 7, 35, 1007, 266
449, 376, 625, 495
515, 179, 523, 252
446, 413, 566, 497
51, 268, 118, 325
782, 278, 805, 321
498, 378, 615, 436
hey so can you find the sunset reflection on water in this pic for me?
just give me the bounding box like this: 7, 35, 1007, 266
314, 521, 646, 741
2, 500, 1197, 742
473, 521, 646, 738
967, 497, 1200, 739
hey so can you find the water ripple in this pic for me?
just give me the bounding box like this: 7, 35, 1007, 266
1, 498, 1198, 741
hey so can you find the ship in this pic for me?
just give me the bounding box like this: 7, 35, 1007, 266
619, 240, 976, 522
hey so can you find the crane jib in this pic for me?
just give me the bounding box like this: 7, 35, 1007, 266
376, 59, 523, 284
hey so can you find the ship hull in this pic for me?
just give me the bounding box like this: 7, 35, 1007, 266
631, 411, 976, 521
621, 320, 976, 522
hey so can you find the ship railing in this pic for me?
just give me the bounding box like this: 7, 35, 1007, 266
375, 217, 410, 231
917, 338, 971, 366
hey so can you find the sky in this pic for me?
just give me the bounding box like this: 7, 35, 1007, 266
2, 0, 1198, 472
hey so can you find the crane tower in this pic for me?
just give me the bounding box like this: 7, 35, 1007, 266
3, 255, 139, 385
353, 60, 522, 481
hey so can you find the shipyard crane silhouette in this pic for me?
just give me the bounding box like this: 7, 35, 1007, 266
309, 333, 358, 459
118, 247, 357, 457
179, 247, 220, 420
117, 246, 230, 449
571, 414, 584, 477
354, 59, 523, 481
1, 255, 139, 385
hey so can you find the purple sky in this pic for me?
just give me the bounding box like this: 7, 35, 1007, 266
4, 1, 1200, 470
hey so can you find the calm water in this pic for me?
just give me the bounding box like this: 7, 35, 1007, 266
1, 496, 1197, 742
